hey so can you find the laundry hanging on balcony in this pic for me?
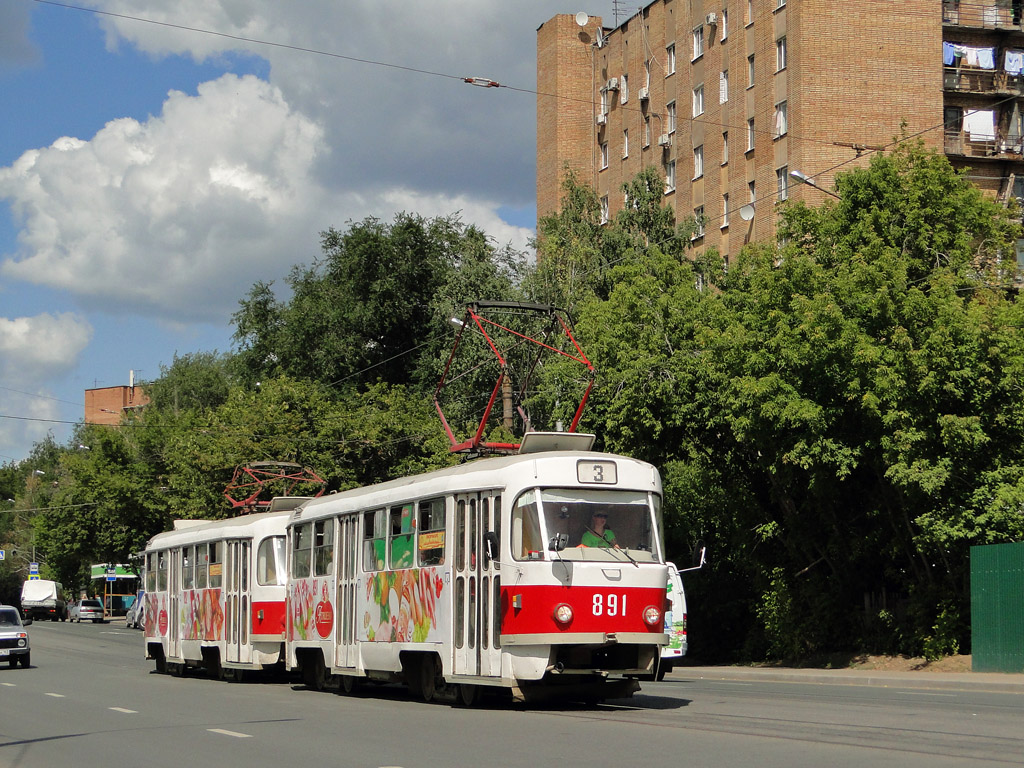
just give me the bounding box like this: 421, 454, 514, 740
944, 43, 997, 69
964, 108, 997, 141
1005, 50, 1024, 76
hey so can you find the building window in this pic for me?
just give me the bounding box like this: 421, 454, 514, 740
645, 60, 651, 89
693, 145, 704, 179
692, 84, 704, 117
720, 70, 729, 103
600, 195, 610, 224
692, 25, 704, 60
722, 192, 730, 227
774, 101, 788, 138
620, 73, 629, 104
600, 89, 610, 116
667, 43, 676, 75
749, 180, 756, 203
776, 36, 787, 71
747, 55, 755, 87
746, 0, 754, 25
777, 166, 789, 201
665, 160, 676, 193
747, 118, 756, 151
623, 129, 629, 158
644, 117, 651, 147
600, 141, 609, 169
776, 0, 786, 9
667, 101, 677, 133
722, 131, 729, 164
693, 206, 705, 238
721, 8, 729, 39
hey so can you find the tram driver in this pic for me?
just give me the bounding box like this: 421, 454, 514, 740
580, 509, 620, 549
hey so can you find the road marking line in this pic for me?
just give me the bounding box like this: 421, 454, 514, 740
208, 729, 252, 739
1, 682, 15, 687
109, 707, 138, 714
897, 691, 956, 697
44, 693, 65, 698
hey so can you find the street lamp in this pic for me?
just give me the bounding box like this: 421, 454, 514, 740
790, 169, 841, 200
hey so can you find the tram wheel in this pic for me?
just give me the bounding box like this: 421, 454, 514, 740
419, 655, 437, 702
340, 674, 358, 695
457, 683, 478, 707
168, 663, 184, 677
302, 653, 327, 691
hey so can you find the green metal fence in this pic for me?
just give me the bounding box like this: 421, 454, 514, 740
971, 541, 1024, 673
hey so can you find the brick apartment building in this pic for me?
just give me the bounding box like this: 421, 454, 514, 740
84, 373, 149, 426
537, 0, 1024, 260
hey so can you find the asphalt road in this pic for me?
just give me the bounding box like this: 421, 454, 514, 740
2, 621, 1022, 768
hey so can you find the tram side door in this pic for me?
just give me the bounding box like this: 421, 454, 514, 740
335, 516, 358, 669
453, 491, 502, 678
168, 549, 180, 660
226, 540, 250, 664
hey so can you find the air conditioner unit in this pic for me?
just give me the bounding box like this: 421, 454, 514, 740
597, 113, 607, 126
658, 133, 672, 147
607, 77, 620, 91
705, 11, 718, 25
638, 86, 650, 101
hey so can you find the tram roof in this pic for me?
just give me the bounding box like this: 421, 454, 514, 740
146, 509, 292, 549
293, 449, 658, 522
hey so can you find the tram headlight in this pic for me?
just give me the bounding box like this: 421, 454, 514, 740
553, 603, 574, 626
642, 605, 662, 627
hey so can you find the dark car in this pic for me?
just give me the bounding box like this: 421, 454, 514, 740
0, 605, 31, 668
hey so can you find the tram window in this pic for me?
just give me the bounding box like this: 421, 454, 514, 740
455, 576, 465, 649
481, 576, 489, 650
456, 500, 467, 570
157, 552, 167, 591
363, 510, 386, 572
492, 576, 501, 648
493, 495, 502, 571
314, 519, 334, 576
209, 541, 224, 588
145, 553, 156, 592
182, 546, 194, 590
511, 491, 542, 561
418, 497, 446, 566
292, 523, 312, 579
389, 504, 414, 570
469, 498, 478, 569
257, 536, 286, 586
196, 544, 208, 589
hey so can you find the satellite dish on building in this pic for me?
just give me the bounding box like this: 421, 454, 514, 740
739, 204, 755, 221
595, 28, 606, 48
575, 11, 589, 27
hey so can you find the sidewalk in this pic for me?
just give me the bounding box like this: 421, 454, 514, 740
671, 665, 1024, 694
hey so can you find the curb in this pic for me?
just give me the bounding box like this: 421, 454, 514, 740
669, 666, 1024, 694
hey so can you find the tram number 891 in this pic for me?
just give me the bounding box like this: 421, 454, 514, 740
592, 593, 627, 616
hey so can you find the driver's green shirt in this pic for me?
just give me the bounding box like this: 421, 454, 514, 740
582, 527, 616, 548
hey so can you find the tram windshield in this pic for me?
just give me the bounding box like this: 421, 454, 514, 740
511, 488, 661, 563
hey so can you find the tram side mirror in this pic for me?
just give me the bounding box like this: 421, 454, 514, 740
484, 531, 499, 561
692, 543, 707, 568
547, 533, 568, 552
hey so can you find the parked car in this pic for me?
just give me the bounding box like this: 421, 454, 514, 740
125, 594, 145, 629
71, 599, 105, 623
0, 605, 31, 668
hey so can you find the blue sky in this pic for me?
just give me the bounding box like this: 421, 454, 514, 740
0, 0, 606, 463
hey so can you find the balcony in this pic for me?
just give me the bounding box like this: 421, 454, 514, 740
944, 128, 1024, 158
943, 1, 1023, 30
944, 67, 1024, 94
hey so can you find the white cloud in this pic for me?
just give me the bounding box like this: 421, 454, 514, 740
0, 74, 331, 322
0, 313, 93, 381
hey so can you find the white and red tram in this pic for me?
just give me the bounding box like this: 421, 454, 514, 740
143, 503, 298, 679
285, 434, 670, 702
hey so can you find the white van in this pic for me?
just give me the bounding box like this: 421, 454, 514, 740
659, 564, 688, 680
